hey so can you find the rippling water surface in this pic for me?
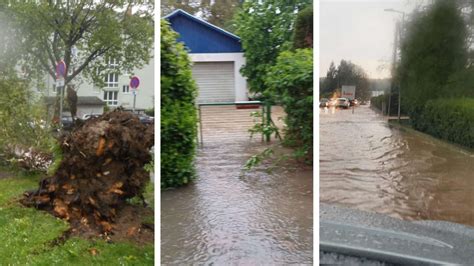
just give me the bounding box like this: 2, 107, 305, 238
162, 140, 313, 264
320, 106, 474, 226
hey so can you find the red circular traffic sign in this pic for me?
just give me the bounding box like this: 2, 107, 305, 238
130, 76, 140, 89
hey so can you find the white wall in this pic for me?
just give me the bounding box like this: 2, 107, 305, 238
189, 53, 248, 102
43, 56, 154, 110
117, 58, 154, 109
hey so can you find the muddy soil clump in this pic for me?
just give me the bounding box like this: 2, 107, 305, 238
22, 110, 154, 235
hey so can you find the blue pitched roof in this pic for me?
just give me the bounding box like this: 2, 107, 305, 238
164, 9, 243, 53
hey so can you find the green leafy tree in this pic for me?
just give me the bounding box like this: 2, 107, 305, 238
293, 5, 313, 49
235, 0, 311, 93
337, 60, 371, 100
161, 0, 241, 32
0, 11, 21, 76
161, 20, 198, 188
0, 1, 154, 116
0, 75, 53, 165
398, 0, 468, 122
266, 49, 313, 163
320, 61, 338, 96
321, 60, 371, 100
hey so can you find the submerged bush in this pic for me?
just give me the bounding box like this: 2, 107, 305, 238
266, 48, 313, 163
417, 98, 474, 148
160, 20, 198, 188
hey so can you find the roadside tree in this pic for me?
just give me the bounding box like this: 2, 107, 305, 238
321, 60, 371, 101
398, 0, 468, 124
235, 0, 311, 93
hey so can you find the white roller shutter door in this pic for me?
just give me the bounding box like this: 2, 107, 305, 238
192, 62, 235, 103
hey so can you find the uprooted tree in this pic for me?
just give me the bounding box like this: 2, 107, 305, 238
0, 1, 154, 118
22, 110, 154, 233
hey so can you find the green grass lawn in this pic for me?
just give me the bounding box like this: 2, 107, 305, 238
0, 168, 154, 265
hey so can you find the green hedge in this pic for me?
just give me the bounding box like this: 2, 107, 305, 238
266, 48, 313, 163
417, 98, 474, 148
160, 20, 198, 188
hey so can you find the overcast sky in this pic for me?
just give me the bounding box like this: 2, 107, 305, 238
320, 0, 428, 79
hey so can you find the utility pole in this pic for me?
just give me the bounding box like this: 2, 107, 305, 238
398, 12, 405, 123
388, 21, 399, 118
384, 8, 405, 123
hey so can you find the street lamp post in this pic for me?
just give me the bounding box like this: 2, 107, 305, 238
384, 8, 405, 123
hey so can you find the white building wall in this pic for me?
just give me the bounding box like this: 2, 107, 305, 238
43, 56, 154, 110
117, 57, 154, 110
189, 53, 248, 102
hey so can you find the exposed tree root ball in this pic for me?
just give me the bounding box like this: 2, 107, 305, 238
22, 110, 154, 234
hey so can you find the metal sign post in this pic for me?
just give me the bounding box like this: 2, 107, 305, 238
130, 76, 140, 113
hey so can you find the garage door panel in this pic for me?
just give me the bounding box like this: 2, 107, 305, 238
192, 62, 235, 103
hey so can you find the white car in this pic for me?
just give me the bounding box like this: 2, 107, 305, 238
82, 113, 102, 120
335, 98, 350, 109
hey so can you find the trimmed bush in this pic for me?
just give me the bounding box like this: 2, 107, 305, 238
417, 98, 474, 148
266, 48, 313, 163
160, 20, 198, 188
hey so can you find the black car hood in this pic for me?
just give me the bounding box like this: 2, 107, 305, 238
320, 203, 474, 265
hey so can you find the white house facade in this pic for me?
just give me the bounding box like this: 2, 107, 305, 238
164, 9, 248, 103
41, 54, 154, 118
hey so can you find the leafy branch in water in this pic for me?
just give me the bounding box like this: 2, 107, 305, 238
244, 148, 274, 170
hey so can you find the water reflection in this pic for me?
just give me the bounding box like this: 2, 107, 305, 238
162, 140, 313, 264
320, 106, 474, 225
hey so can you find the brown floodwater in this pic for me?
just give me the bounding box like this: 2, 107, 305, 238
320, 105, 474, 226
161, 140, 313, 264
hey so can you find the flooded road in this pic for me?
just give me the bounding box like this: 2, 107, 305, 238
320, 105, 474, 226
162, 107, 312, 264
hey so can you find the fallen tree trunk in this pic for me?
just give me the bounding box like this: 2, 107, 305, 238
22, 110, 154, 233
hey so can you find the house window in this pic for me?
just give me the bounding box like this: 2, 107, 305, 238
123, 85, 130, 93
104, 73, 119, 88
103, 90, 118, 106
107, 58, 118, 68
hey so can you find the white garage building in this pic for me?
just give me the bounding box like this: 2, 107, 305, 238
164, 9, 248, 103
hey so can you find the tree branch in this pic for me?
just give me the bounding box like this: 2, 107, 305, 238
66, 46, 112, 84
27, 48, 55, 79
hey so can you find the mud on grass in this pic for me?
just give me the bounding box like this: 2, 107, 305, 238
0, 173, 154, 265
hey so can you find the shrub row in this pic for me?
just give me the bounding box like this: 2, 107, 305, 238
160, 20, 198, 188
416, 98, 474, 148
